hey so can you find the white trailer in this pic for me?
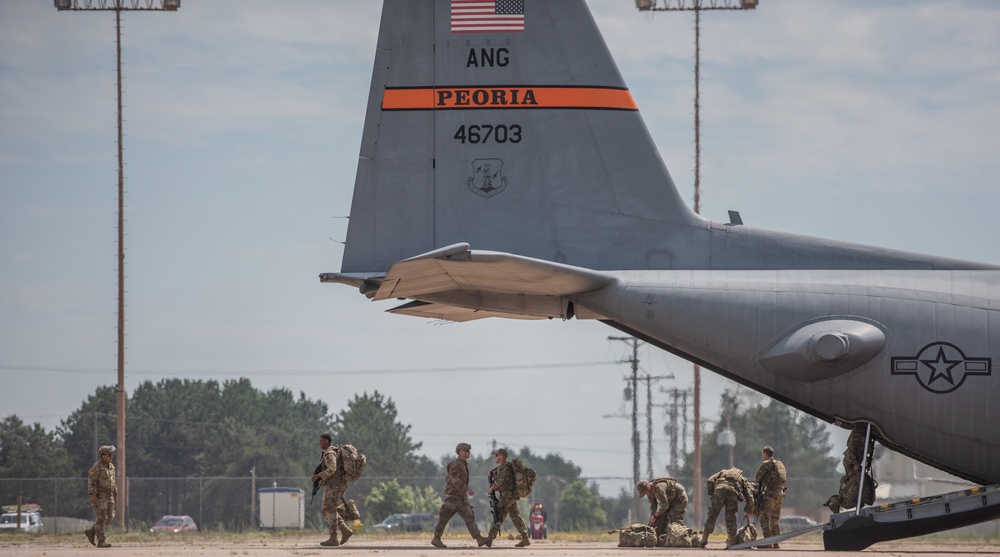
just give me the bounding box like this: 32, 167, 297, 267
258, 487, 305, 529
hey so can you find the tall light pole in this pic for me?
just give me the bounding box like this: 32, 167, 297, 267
54, 0, 180, 529
634, 0, 757, 523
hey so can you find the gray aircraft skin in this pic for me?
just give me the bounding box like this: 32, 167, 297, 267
321, 0, 999, 496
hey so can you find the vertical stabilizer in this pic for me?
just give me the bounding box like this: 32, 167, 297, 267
341, 0, 700, 274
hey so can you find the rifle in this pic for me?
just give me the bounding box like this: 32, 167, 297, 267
311, 458, 326, 505
487, 467, 502, 528
752, 481, 765, 516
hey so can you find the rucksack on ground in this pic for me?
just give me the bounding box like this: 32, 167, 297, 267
735, 521, 758, 545
615, 524, 657, 547
658, 523, 701, 547
511, 458, 536, 498
338, 444, 367, 482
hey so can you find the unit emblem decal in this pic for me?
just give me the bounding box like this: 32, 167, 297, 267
891, 342, 991, 394
467, 158, 507, 198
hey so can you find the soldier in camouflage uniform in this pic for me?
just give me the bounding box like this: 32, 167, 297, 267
310, 433, 353, 547
487, 448, 530, 547
431, 443, 490, 549
699, 467, 754, 549
753, 446, 787, 548
825, 424, 873, 512
85, 445, 117, 548
636, 477, 688, 538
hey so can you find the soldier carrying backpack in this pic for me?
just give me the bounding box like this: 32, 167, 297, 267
486, 448, 533, 547
310, 435, 366, 548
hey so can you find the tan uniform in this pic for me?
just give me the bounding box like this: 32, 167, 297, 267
753, 457, 786, 538
433, 458, 481, 538
487, 461, 527, 539
317, 445, 348, 535
826, 425, 874, 512
645, 477, 688, 536
88, 459, 117, 543
702, 468, 753, 548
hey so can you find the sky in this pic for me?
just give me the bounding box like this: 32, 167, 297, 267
2, 0, 999, 497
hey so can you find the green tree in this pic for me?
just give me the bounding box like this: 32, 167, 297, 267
365, 479, 417, 523
682, 389, 839, 508
599, 487, 634, 529
57, 378, 334, 528
57, 386, 118, 475
330, 391, 430, 478
412, 484, 443, 514
558, 480, 607, 530
0, 415, 78, 516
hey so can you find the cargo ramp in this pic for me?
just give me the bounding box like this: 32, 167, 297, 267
729, 484, 1000, 551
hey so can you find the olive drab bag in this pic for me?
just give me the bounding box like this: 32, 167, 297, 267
337, 444, 367, 482
511, 458, 536, 498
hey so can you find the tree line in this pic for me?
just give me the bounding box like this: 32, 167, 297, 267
0, 379, 838, 530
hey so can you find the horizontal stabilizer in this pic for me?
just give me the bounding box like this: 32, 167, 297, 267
372, 244, 615, 301
387, 300, 546, 322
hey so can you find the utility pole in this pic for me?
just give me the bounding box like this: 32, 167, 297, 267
54, 0, 181, 528
608, 335, 642, 519
642, 373, 674, 478
633, 0, 758, 522
661, 387, 692, 476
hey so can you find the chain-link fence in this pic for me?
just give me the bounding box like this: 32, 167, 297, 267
0, 475, 599, 533
1, 474, 839, 533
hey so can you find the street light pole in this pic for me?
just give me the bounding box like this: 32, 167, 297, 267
54, 0, 180, 529
633, 0, 757, 524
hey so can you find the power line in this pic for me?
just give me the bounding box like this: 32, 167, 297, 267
0, 361, 611, 377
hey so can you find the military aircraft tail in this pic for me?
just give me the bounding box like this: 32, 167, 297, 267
340, 0, 702, 274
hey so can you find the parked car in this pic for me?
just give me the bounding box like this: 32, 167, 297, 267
368, 513, 435, 532
779, 515, 818, 532
150, 515, 198, 533
0, 511, 42, 533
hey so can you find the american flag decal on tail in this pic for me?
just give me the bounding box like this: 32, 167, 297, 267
451, 0, 525, 34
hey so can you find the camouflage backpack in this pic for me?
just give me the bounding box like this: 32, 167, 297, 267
511, 458, 536, 498
735, 520, 758, 545
617, 524, 658, 547
658, 523, 701, 548
337, 444, 367, 482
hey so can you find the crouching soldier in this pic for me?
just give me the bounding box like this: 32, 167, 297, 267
699, 467, 754, 549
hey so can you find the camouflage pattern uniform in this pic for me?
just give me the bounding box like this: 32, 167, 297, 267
701, 468, 753, 548
87, 445, 117, 547
487, 461, 527, 540
643, 477, 688, 536
433, 450, 482, 540
826, 424, 873, 512
317, 444, 349, 540
753, 456, 786, 539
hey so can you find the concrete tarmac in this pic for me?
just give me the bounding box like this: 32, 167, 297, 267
2, 535, 998, 556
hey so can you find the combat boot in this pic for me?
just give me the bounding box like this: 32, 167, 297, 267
319, 534, 339, 547
431, 536, 447, 548
515, 533, 530, 547
84, 527, 96, 546
339, 524, 353, 545
97, 541, 112, 548
698, 534, 709, 548
476, 533, 491, 547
